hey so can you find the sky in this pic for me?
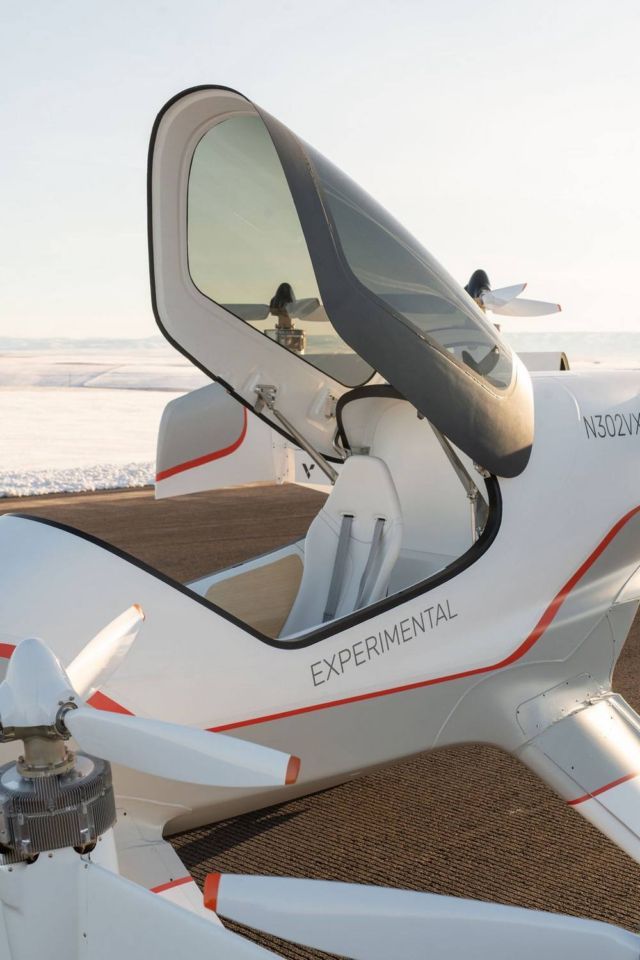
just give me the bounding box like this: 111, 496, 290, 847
1, 0, 639, 339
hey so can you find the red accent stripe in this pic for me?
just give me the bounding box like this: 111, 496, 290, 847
151, 875, 193, 894
207, 505, 640, 734
286, 755, 301, 784
203, 873, 221, 912
87, 690, 134, 715
567, 771, 640, 806
0, 643, 15, 660
155, 409, 248, 482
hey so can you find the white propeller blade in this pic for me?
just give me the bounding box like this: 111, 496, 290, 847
287, 297, 324, 320
205, 874, 640, 960
223, 303, 270, 322
0, 637, 75, 728
64, 708, 300, 788
66, 604, 144, 700
481, 282, 527, 306
491, 297, 562, 317
84, 861, 280, 960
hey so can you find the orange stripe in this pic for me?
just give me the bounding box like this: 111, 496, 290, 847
286, 755, 301, 784
151, 875, 192, 894
87, 690, 134, 715
208, 505, 640, 733
155, 409, 248, 481
567, 771, 640, 806
203, 873, 221, 912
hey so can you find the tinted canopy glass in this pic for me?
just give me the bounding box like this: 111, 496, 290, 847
308, 148, 513, 390
188, 114, 373, 386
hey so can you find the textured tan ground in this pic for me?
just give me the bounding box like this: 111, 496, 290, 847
2, 484, 640, 955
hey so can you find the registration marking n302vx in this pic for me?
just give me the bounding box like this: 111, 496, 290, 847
583, 411, 640, 439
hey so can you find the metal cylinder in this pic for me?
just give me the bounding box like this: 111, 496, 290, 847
0, 753, 116, 860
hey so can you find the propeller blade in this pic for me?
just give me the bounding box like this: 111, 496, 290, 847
205, 874, 640, 960
64, 707, 300, 788
66, 604, 144, 701
0, 637, 74, 728
287, 297, 322, 320
84, 861, 280, 960
492, 297, 562, 317
481, 283, 527, 306
222, 304, 270, 322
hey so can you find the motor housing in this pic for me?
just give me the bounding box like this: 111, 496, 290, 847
0, 753, 116, 860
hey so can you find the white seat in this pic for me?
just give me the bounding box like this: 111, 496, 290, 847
281, 455, 403, 637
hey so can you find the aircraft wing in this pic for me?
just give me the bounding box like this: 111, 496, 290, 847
113, 811, 218, 922
83, 861, 278, 960
518, 694, 640, 862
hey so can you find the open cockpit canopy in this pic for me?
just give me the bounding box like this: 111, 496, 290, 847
149, 86, 533, 477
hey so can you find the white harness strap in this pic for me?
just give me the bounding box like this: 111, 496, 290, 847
323, 514, 387, 623
355, 516, 386, 610
323, 514, 354, 622
282, 455, 402, 638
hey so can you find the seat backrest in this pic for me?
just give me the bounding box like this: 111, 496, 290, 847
342, 397, 476, 558
280, 455, 403, 637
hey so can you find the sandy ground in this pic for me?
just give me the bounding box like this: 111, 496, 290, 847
2, 484, 640, 956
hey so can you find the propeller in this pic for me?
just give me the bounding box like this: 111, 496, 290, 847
0, 610, 300, 789
481, 282, 527, 307
66, 603, 144, 700
0, 612, 302, 957
223, 304, 270, 322
465, 269, 561, 318
490, 297, 562, 317
63, 709, 300, 788
223, 298, 325, 323
204, 873, 640, 960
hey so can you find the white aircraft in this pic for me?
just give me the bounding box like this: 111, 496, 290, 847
0, 85, 639, 915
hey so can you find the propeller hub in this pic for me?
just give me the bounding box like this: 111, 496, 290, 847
55, 698, 78, 737
464, 268, 491, 302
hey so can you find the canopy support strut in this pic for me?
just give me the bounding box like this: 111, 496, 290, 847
254, 385, 339, 484
428, 422, 488, 542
